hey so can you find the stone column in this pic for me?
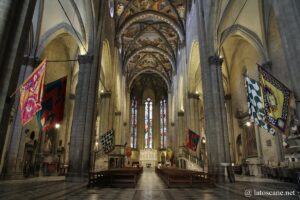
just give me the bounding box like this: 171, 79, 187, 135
167, 92, 172, 148
254, 126, 263, 162
124, 92, 130, 147
187, 92, 200, 132
177, 111, 185, 149
99, 91, 112, 134
154, 102, 160, 150
0, 0, 37, 169
67, 54, 94, 182
0, 1, 13, 46
206, 55, 231, 182
114, 111, 122, 145
137, 101, 144, 150
273, 0, 300, 118
4, 56, 34, 179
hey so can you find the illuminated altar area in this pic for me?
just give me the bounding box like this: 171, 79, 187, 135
139, 149, 158, 167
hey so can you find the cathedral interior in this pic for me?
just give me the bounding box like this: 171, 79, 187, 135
0, 0, 299, 199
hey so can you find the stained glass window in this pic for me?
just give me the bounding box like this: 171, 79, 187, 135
145, 98, 153, 148
130, 97, 137, 148
160, 98, 167, 148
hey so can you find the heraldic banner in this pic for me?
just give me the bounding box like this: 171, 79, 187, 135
245, 76, 275, 135
259, 66, 291, 132
19, 59, 46, 126
36, 76, 67, 132
186, 129, 200, 151
100, 129, 115, 153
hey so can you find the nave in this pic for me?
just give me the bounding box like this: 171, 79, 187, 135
0, 168, 297, 200
0, 1, 300, 199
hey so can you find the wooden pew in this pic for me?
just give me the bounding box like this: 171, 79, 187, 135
155, 167, 214, 188
88, 167, 143, 188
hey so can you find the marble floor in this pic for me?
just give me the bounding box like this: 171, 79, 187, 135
0, 168, 298, 200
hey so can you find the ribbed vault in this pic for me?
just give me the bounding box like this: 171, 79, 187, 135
115, 0, 186, 86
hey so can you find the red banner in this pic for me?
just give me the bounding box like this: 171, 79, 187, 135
186, 129, 200, 151
37, 76, 67, 132
19, 59, 46, 126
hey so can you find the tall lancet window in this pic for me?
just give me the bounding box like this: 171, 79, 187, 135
145, 98, 153, 148
160, 98, 167, 149
131, 97, 138, 148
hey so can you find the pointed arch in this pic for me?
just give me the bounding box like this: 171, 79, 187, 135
36, 23, 83, 57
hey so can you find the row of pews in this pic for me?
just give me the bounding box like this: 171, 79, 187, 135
88, 167, 143, 188
155, 167, 214, 188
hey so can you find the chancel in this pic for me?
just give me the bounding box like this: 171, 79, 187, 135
0, 0, 299, 199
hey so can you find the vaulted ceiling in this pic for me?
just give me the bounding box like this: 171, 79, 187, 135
115, 0, 186, 89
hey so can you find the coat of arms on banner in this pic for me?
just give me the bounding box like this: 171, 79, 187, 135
100, 129, 115, 153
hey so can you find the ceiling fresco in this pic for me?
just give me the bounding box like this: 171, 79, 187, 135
115, 0, 186, 87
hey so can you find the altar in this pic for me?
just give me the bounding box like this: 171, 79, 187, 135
139, 149, 158, 168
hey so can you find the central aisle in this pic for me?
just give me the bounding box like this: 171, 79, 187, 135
133, 167, 170, 200
136, 167, 166, 190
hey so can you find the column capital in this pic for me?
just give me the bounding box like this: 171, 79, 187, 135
208, 55, 223, 66
78, 54, 94, 64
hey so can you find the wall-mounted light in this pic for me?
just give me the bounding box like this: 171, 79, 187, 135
55, 123, 60, 129
195, 91, 199, 94
245, 121, 251, 127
